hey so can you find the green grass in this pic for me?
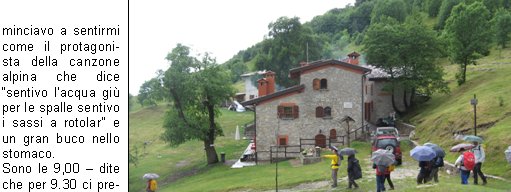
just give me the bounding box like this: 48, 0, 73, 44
162, 141, 373, 192
408, 47, 511, 179
161, 140, 511, 192
128, 105, 253, 192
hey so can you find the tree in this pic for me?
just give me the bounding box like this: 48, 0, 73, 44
162, 44, 234, 164
493, 9, 511, 49
443, 2, 492, 85
256, 17, 323, 87
435, 0, 461, 30
364, 15, 447, 114
427, 0, 442, 17
129, 93, 134, 111
371, 0, 408, 24
137, 77, 165, 107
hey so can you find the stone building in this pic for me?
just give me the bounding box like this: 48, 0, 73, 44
240, 52, 405, 162
241, 53, 372, 161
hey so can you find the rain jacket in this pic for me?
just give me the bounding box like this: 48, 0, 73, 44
323, 154, 340, 169
372, 163, 388, 176
471, 144, 485, 163
347, 155, 362, 179
147, 179, 157, 192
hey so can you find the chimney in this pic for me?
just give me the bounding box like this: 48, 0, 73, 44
347, 52, 360, 65
300, 61, 309, 67
265, 71, 276, 94
257, 78, 268, 97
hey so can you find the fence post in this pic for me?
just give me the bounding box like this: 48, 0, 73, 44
270, 147, 273, 164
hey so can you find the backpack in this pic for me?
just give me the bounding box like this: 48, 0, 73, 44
462, 151, 476, 170
388, 164, 395, 172
435, 157, 444, 168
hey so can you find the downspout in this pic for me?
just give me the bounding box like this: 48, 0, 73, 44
361, 73, 368, 139
253, 104, 257, 165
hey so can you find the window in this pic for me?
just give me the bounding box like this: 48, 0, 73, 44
278, 135, 288, 146
323, 107, 332, 118
315, 107, 324, 117
278, 103, 299, 119
320, 79, 328, 89
313, 78, 320, 90
249, 95, 255, 99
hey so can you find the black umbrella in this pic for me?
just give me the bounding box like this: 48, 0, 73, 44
339, 148, 357, 156
424, 143, 446, 158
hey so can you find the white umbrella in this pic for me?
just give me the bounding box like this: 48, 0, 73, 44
371, 149, 395, 166
143, 173, 159, 180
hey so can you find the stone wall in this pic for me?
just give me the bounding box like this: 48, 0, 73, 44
255, 66, 364, 161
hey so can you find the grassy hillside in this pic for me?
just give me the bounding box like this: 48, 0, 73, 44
129, 105, 254, 192
408, 47, 511, 178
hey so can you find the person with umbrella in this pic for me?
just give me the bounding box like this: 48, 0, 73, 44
372, 149, 395, 192
454, 148, 472, 185
143, 173, 159, 192
322, 146, 342, 188
424, 143, 445, 183
342, 148, 361, 189
470, 141, 487, 185
410, 146, 436, 184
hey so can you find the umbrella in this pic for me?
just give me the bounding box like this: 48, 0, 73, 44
505, 146, 511, 164
410, 146, 437, 161
329, 145, 339, 152
463, 135, 483, 143
371, 149, 395, 166
450, 143, 474, 152
339, 148, 357, 156
143, 173, 159, 180
424, 143, 446, 158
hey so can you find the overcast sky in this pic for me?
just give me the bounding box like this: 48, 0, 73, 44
129, 0, 355, 95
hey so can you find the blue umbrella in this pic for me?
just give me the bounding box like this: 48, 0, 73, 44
410, 146, 437, 161
424, 143, 446, 158
463, 135, 483, 143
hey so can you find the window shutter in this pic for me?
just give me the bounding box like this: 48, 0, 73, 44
320, 79, 328, 89
277, 105, 284, 118
293, 105, 299, 119
324, 107, 331, 117
315, 107, 323, 117
313, 79, 320, 90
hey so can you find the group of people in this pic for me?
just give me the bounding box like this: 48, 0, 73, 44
417, 153, 444, 184
454, 141, 487, 185
322, 146, 363, 189
323, 146, 395, 191
322, 141, 488, 191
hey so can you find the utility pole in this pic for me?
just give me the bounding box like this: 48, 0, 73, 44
470, 94, 478, 136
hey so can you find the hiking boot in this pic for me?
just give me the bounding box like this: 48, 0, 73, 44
331, 184, 337, 188
483, 181, 487, 185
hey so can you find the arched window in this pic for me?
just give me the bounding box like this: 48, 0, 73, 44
313, 78, 320, 90
324, 107, 332, 117
320, 79, 328, 89
315, 106, 324, 117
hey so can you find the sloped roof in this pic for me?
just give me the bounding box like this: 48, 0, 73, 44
289, 59, 371, 78
365, 65, 391, 80
240, 84, 305, 106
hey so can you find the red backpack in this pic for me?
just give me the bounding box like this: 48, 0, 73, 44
463, 151, 476, 170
